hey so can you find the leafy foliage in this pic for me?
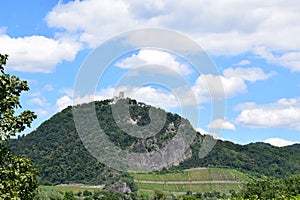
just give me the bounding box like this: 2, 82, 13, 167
7, 99, 183, 186
177, 139, 300, 178
0, 54, 36, 140
0, 145, 38, 199
0, 54, 38, 199
234, 175, 300, 199
63, 191, 76, 200
7, 107, 109, 185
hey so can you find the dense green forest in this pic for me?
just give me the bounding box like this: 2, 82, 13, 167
177, 139, 300, 178
6, 99, 184, 185
6, 98, 300, 187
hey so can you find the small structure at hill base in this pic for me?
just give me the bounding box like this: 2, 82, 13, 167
105, 182, 131, 193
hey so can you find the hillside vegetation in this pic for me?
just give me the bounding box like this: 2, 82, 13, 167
131, 168, 250, 193
6, 99, 185, 185
5, 98, 300, 186
178, 140, 300, 178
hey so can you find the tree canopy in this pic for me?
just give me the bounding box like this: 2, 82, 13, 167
0, 54, 38, 199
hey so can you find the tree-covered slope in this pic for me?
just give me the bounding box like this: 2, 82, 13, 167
6, 98, 186, 185
178, 140, 300, 178
7, 105, 107, 185
6, 98, 300, 185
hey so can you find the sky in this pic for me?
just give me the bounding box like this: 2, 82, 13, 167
1, 0, 300, 147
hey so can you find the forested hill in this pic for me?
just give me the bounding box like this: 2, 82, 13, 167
287, 143, 300, 150
7, 102, 107, 185
177, 140, 300, 178
6, 98, 300, 185
6, 98, 187, 185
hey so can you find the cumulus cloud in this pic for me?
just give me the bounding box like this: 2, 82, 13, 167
27, 97, 48, 107
130, 86, 179, 109
46, 0, 138, 47
59, 66, 272, 112
72, 87, 116, 106
233, 60, 251, 66
223, 67, 275, 83
1, 0, 290, 75
0, 30, 81, 73
115, 49, 192, 75
264, 138, 298, 147
58, 87, 122, 111
26, 94, 52, 118
58, 86, 179, 111
235, 98, 300, 130
192, 67, 273, 100
196, 127, 223, 140
56, 95, 73, 111
193, 74, 244, 100
46, 0, 300, 67
33, 108, 49, 118
208, 119, 236, 130
255, 46, 300, 72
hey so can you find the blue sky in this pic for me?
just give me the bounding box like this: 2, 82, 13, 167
1, 0, 300, 147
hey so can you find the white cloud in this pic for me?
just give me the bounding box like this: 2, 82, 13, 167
69, 66, 272, 112
116, 49, 192, 75
33, 108, 49, 118
220, 76, 247, 98
58, 87, 118, 111
56, 86, 180, 111
56, 95, 73, 111
264, 138, 298, 147
193, 74, 244, 100
208, 119, 236, 130
59, 88, 74, 97
130, 86, 179, 109
27, 97, 47, 107
223, 67, 275, 83
233, 60, 251, 66
26, 95, 52, 118
59, 85, 180, 111
192, 67, 273, 100
255, 47, 300, 72
0, 31, 81, 73
127, 0, 168, 20
196, 127, 223, 140
68, 67, 271, 113
46, 0, 138, 47
46, 0, 300, 69
57, 87, 113, 111
236, 98, 300, 130
72, 86, 180, 110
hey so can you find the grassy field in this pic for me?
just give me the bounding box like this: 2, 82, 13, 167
39, 168, 250, 195
130, 168, 250, 194
135, 182, 241, 193
40, 184, 103, 194
36, 185, 103, 199
131, 168, 250, 182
